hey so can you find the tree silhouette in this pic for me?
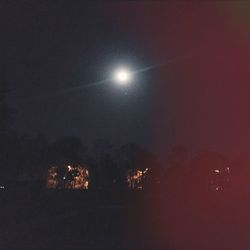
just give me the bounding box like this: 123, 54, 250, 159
0, 65, 17, 181
49, 136, 86, 165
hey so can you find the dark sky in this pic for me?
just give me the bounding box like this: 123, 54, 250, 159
1, 1, 154, 150
2, 1, 250, 158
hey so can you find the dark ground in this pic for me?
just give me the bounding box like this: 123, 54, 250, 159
0, 190, 150, 250
1, 189, 250, 250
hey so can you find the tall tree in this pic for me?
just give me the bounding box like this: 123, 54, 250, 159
0, 65, 17, 181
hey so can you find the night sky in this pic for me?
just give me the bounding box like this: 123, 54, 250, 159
2, 1, 250, 158
1, 1, 154, 149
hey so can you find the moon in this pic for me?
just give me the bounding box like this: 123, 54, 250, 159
113, 67, 132, 85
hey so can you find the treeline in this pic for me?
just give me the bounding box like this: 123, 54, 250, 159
2, 131, 249, 194
1, 135, 161, 189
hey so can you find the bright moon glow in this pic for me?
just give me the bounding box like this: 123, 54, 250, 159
113, 68, 132, 85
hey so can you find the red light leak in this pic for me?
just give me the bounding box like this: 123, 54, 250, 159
110, 3, 250, 249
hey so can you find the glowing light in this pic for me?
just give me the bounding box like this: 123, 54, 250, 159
47, 164, 89, 189
214, 169, 220, 173
113, 67, 132, 85
127, 168, 149, 190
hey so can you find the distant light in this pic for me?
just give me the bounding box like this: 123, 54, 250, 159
214, 169, 220, 173
0, 186, 5, 189
113, 67, 132, 85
